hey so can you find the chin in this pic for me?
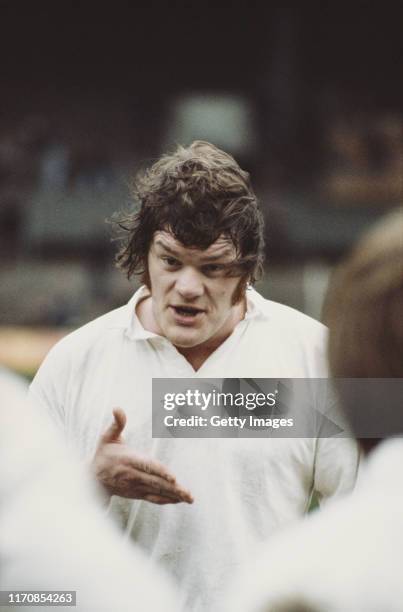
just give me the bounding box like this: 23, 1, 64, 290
171, 337, 202, 349
167, 331, 205, 349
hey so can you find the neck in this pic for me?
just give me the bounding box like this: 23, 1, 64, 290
136, 291, 247, 371
176, 299, 246, 371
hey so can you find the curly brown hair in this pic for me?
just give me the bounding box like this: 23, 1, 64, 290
115, 141, 265, 294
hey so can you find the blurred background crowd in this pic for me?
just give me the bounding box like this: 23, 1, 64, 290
0, 0, 402, 377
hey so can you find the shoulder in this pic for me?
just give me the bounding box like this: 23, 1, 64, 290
242, 290, 329, 376
53, 305, 128, 354
249, 289, 328, 343
33, 303, 129, 382
226, 479, 401, 612
29, 299, 137, 420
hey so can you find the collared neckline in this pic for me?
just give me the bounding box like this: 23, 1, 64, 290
124, 285, 269, 342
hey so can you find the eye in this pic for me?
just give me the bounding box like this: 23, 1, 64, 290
202, 264, 225, 275
162, 256, 180, 267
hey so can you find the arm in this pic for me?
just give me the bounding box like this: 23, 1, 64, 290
313, 436, 360, 503
29, 344, 193, 506
312, 381, 361, 503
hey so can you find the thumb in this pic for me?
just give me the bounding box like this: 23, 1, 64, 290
100, 408, 127, 444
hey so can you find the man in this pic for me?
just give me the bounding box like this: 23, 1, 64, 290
222, 209, 403, 612
0, 368, 178, 612
30, 141, 358, 612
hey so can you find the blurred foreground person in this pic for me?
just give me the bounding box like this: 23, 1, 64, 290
0, 368, 178, 612
222, 209, 403, 612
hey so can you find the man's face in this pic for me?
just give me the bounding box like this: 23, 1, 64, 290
147, 231, 245, 349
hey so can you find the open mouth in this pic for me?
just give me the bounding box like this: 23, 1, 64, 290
171, 305, 205, 318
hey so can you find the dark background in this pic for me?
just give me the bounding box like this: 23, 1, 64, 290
1, 1, 402, 336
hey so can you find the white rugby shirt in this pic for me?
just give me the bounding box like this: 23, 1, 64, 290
223, 438, 403, 612
30, 287, 359, 612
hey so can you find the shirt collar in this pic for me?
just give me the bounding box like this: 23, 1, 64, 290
124, 286, 158, 341
124, 284, 269, 342
244, 286, 270, 322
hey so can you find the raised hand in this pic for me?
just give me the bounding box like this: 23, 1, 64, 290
91, 408, 193, 505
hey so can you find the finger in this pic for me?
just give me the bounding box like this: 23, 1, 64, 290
135, 484, 184, 502
126, 454, 174, 481
135, 473, 194, 503
181, 489, 194, 504
100, 408, 127, 444
132, 455, 177, 483
143, 494, 182, 505
135, 460, 194, 503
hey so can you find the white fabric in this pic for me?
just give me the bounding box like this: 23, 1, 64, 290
223, 437, 403, 612
29, 287, 359, 612
0, 368, 178, 612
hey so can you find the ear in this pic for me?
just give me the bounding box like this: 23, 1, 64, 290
140, 263, 151, 290
231, 275, 250, 305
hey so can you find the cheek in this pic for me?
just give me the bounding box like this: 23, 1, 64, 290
215, 286, 235, 310
147, 259, 158, 286
153, 279, 176, 312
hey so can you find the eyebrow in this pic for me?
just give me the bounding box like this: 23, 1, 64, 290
154, 240, 235, 262
154, 240, 181, 257
201, 250, 235, 262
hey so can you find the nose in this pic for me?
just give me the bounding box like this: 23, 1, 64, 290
175, 266, 204, 300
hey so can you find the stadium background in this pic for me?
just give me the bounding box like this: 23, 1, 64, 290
0, 1, 402, 376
